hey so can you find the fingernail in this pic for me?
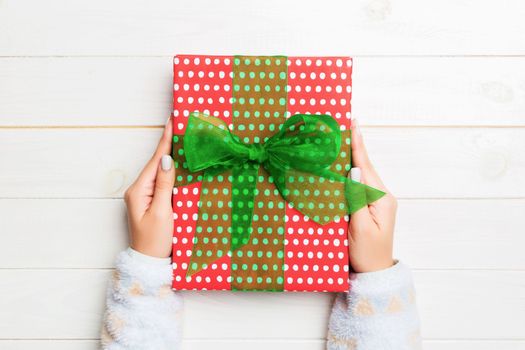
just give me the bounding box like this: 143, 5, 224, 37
166, 116, 172, 126
350, 167, 361, 182
351, 118, 361, 136
161, 155, 173, 171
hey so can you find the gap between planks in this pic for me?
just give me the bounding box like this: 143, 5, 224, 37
2, 125, 525, 129
2, 55, 525, 58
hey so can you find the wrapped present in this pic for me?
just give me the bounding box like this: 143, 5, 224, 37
171, 55, 385, 292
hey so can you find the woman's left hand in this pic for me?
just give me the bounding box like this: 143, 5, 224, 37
123, 117, 176, 258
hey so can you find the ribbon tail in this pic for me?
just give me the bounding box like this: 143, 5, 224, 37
231, 163, 259, 251
270, 166, 386, 225
344, 178, 386, 214
185, 168, 233, 278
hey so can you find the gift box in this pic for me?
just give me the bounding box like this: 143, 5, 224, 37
171, 55, 384, 292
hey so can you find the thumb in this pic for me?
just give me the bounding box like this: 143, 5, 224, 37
151, 154, 176, 212
348, 167, 375, 234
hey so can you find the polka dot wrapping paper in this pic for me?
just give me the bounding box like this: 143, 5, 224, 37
172, 55, 362, 292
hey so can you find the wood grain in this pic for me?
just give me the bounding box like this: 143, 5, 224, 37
1, 57, 525, 126
0, 340, 524, 350
1, 199, 523, 270
1, 0, 524, 56
0, 270, 523, 339
0, 127, 523, 199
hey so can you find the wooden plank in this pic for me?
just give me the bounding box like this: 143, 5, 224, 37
394, 199, 525, 270
1, 0, 524, 56
1, 199, 524, 270
0, 340, 98, 350
353, 57, 525, 126
1, 57, 525, 126
0, 128, 523, 199
0, 57, 173, 126
0, 199, 128, 269
0, 340, 524, 350
0, 270, 523, 339
424, 341, 525, 350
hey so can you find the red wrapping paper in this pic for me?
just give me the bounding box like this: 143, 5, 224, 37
172, 55, 353, 292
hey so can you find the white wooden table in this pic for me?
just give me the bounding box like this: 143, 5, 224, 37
1, 0, 524, 349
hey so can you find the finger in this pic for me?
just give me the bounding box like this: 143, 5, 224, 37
351, 119, 397, 227
136, 116, 174, 186
350, 118, 387, 192
348, 167, 376, 234
150, 154, 176, 212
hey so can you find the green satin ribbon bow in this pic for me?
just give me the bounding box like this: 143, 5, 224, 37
183, 111, 386, 252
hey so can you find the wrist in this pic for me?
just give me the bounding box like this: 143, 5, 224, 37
351, 257, 395, 273
127, 247, 172, 265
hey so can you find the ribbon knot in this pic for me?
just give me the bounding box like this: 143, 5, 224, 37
247, 143, 268, 163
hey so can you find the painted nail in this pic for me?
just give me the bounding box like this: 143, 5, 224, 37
161, 155, 173, 171
350, 167, 361, 182
352, 118, 361, 136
